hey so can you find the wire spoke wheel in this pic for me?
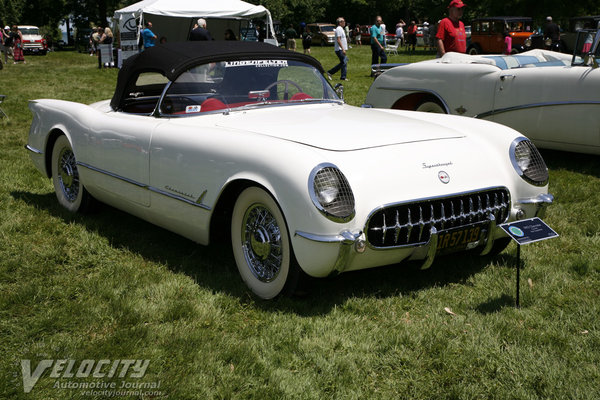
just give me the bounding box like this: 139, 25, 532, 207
231, 187, 301, 299
242, 204, 283, 282
51, 135, 93, 213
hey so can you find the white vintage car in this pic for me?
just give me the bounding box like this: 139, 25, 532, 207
365, 28, 600, 155
27, 41, 553, 299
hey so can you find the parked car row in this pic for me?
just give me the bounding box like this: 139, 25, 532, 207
365, 28, 600, 156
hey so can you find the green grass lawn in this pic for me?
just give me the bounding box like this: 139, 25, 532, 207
1, 46, 599, 399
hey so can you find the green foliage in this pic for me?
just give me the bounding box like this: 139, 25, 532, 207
0, 48, 599, 400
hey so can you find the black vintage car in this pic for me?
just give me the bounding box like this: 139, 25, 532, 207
524, 16, 600, 54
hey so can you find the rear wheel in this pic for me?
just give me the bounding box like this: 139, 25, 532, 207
231, 187, 301, 299
468, 44, 481, 55
51, 135, 94, 213
415, 101, 445, 113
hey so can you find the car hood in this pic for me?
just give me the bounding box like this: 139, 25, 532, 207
213, 104, 466, 151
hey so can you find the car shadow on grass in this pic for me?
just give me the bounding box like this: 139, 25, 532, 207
540, 149, 600, 178
12, 190, 519, 315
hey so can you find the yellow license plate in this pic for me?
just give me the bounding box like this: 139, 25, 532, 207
437, 224, 485, 253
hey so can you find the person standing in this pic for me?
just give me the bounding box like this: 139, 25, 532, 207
0, 26, 5, 68
3, 26, 13, 62
301, 26, 312, 54
503, 30, 512, 55
190, 18, 212, 41
543, 16, 560, 48
436, 0, 467, 57
284, 24, 297, 51
326, 17, 349, 81
395, 21, 405, 46
370, 16, 387, 66
406, 21, 417, 52
11, 25, 25, 64
141, 21, 157, 50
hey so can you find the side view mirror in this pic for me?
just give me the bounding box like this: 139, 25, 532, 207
334, 83, 344, 101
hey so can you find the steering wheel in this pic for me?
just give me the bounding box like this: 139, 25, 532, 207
263, 80, 304, 100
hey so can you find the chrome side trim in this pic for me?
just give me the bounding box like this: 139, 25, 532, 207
25, 144, 43, 154
372, 87, 451, 114
475, 100, 600, 119
148, 186, 211, 210
76, 161, 211, 210
78, 161, 147, 188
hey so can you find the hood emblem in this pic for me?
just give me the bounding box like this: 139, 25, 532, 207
438, 171, 450, 184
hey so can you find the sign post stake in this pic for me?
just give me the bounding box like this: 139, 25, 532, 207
516, 244, 521, 308
499, 217, 559, 309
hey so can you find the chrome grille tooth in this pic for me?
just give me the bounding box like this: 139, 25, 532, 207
440, 202, 446, 230
469, 197, 474, 223
381, 213, 387, 244
406, 207, 413, 243
394, 209, 401, 245
417, 205, 425, 242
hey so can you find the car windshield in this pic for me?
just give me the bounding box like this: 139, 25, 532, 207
20, 28, 40, 35
320, 26, 335, 32
160, 59, 339, 116
571, 29, 600, 66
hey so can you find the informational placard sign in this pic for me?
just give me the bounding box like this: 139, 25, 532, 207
500, 217, 559, 245
118, 16, 140, 61
240, 28, 258, 41
99, 44, 113, 66
499, 217, 558, 308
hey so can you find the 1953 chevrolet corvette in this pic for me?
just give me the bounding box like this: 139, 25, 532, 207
365, 28, 600, 155
27, 41, 553, 299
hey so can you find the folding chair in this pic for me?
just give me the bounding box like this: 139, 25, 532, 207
385, 41, 399, 56
0, 95, 6, 118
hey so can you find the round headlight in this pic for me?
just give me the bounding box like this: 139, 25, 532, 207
524, 37, 532, 48
510, 138, 549, 186
309, 164, 355, 222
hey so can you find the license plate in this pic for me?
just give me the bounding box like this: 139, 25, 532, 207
436, 223, 486, 254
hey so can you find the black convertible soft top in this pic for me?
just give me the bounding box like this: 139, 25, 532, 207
110, 41, 325, 111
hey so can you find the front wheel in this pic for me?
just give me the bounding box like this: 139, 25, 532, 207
231, 187, 301, 299
51, 135, 94, 213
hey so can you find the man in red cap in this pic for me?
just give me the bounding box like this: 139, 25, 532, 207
436, 0, 467, 57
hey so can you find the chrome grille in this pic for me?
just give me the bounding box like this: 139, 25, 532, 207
367, 188, 510, 248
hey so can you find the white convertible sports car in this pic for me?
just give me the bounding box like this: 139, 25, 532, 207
27, 41, 553, 299
365, 28, 600, 155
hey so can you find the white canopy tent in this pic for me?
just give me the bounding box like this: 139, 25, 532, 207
114, 0, 277, 60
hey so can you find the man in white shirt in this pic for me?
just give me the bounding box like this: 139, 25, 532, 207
326, 17, 349, 81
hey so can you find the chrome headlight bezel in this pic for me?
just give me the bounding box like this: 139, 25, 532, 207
308, 163, 355, 223
510, 137, 549, 187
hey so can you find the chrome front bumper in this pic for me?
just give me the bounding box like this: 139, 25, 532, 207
296, 192, 554, 274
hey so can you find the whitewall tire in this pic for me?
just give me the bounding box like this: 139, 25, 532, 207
231, 186, 299, 299
416, 101, 445, 113
51, 135, 93, 213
